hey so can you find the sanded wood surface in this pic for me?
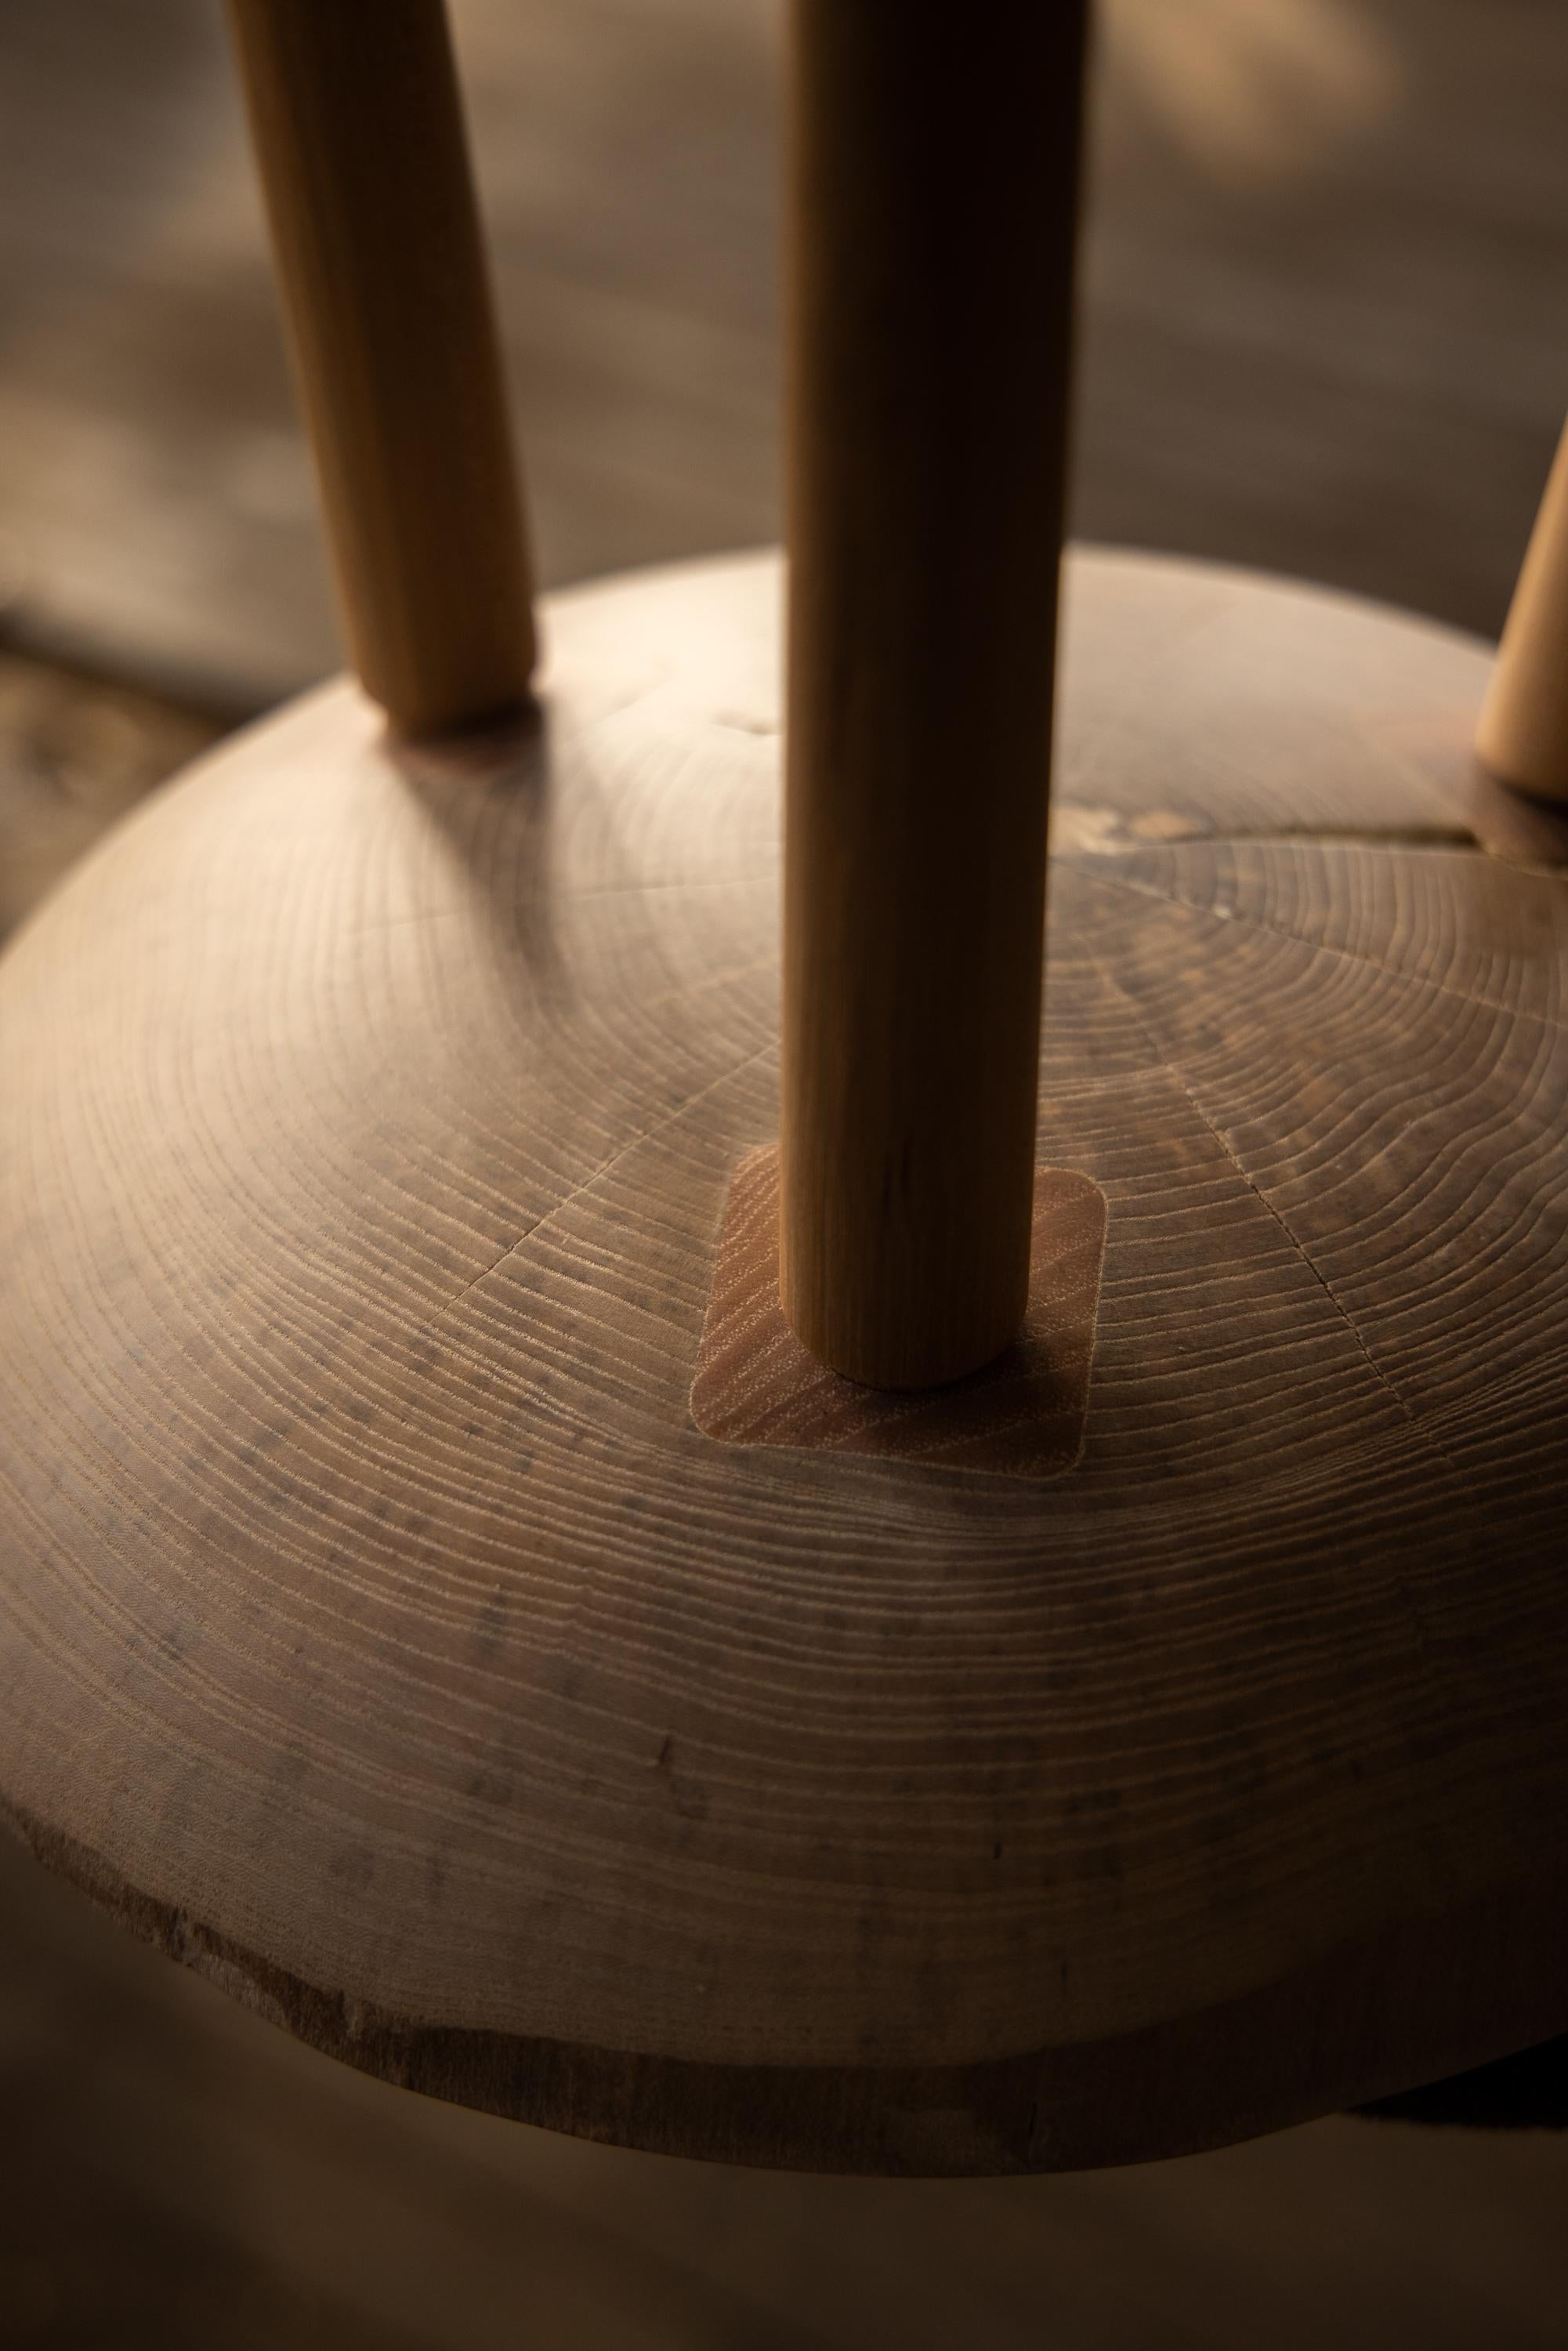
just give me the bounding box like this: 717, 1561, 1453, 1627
780, 0, 1085, 1386
226, 0, 534, 734
2, 549, 1566, 2174
1479, 417, 1568, 805
693, 1153, 1108, 1476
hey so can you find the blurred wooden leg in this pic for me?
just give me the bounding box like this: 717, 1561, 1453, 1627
1477, 416, 1568, 802
227, 0, 535, 736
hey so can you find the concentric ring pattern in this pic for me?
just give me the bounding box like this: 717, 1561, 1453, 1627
1, 550, 1564, 2172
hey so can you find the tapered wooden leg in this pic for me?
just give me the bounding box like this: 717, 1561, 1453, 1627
226, 0, 534, 737
1477, 416, 1568, 803
780, 2, 1090, 1389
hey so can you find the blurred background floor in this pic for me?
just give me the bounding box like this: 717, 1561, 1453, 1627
1, 0, 1566, 715
2, 1, 1567, 2342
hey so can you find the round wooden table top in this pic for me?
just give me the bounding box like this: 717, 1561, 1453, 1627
1, 549, 1565, 2175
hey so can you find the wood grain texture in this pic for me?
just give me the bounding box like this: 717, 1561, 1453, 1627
780, 0, 1086, 1388
1477, 415, 1568, 804
2, 549, 1566, 2175
226, 0, 534, 734
693, 1152, 1108, 1476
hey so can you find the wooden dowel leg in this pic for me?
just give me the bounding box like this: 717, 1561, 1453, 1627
1477, 416, 1568, 802
780, 2, 1089, 1390
226, 0, 534, 737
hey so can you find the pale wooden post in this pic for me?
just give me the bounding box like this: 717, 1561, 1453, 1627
226, 0, 535, 736
1477, 415, 1568, 802
780, 2, 1090, 1388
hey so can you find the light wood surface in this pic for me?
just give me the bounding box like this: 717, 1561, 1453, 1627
779, 2, 1085, 1386
226, 0, 534, 734
2, 548, 1565, 2173
1477, 416, 1568, 803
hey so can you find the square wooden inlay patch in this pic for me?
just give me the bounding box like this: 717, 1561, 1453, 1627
690, 1148, 1108, 1478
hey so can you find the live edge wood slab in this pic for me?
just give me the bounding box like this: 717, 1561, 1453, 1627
2, 548, 1566, 2175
